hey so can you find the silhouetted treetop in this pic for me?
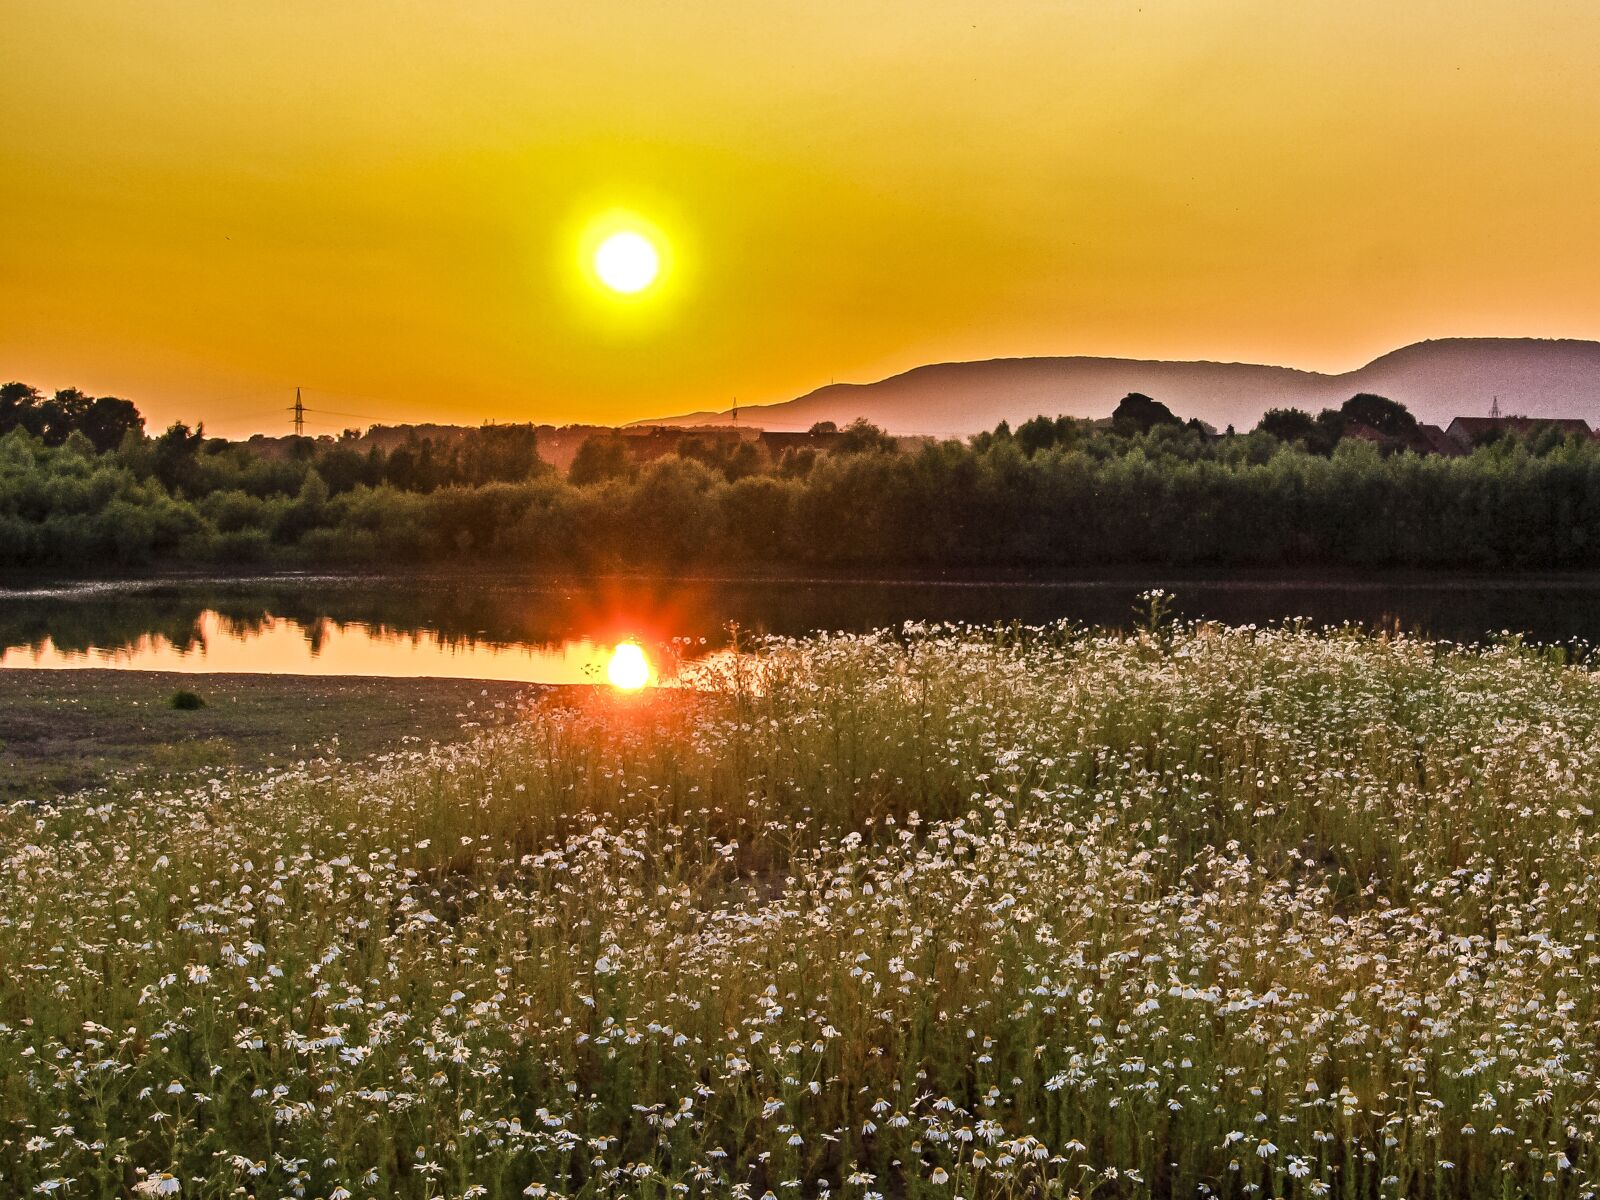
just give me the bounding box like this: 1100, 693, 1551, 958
1112, 393, 1182, 435
1342, 393, 1417, 437
0, 382, 144, 450
834, 417, 897, 455
568, 432, 632, 485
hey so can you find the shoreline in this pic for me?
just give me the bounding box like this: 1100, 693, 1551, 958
11, 563, 1600, 598
0, 669, 552, 806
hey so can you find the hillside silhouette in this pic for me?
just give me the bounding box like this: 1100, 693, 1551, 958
641, 337, 1600, 435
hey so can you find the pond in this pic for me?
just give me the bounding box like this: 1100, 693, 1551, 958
2, 571, 1598, 685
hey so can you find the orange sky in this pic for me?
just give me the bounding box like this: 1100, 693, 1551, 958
4, 0, 1599, 437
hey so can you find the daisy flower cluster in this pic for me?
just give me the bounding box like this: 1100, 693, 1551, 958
3, 621, 1599, 1199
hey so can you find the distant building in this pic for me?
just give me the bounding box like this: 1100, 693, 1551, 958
756, 430, 844, 455
617, 425, 747, 465
1338, 421, 1388, 447
1338, 420, 1465, 456
1445, 415, 1595, 446
1412, 424, 1466, 456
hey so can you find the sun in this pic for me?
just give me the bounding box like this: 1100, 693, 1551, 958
594, 230, 660, 294
606, 642, 652, 690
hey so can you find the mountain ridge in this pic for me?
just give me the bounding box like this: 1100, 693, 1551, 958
635, 337, 1600, 435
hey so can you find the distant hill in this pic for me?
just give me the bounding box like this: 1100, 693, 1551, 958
637, 338, 1600, 436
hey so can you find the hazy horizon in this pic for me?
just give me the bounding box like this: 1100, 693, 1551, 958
5, 1, 1600, 437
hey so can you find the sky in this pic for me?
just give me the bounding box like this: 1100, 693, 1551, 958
4, 0, 1600, 437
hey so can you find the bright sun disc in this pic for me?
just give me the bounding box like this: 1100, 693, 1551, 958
606, 642, 651, 690
594, 231, 660, 294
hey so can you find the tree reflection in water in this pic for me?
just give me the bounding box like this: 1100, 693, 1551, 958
3, 572, 1600, 679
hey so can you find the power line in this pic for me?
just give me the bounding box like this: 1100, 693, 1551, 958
280, 387, 374, 435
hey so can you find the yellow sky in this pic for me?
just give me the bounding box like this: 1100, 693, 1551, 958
4, 0, 1599, 436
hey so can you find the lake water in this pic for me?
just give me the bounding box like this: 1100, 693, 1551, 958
2, 572, 1598, 684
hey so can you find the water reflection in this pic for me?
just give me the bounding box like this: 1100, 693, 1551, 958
2, 572, 1599, 683
0, 577, 716, 684
2, 610, 670, 685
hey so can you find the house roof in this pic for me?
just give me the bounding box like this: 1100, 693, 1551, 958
757, 431, 844, 450
1446, 415, 1593, 439
1343, 420, 1466, 455
1412, 424, 1465, 456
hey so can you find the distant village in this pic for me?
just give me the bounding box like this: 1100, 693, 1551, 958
1348, 413, 1599, 456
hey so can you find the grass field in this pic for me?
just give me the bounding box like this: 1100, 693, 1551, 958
0, 670, 535, 805
3, 620, 1600, 1199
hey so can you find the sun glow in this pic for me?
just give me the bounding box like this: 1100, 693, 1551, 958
593, 230, 660, 294
606, 642, 652, 690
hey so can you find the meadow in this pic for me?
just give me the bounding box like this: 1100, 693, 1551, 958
4, 613, 1600, 1199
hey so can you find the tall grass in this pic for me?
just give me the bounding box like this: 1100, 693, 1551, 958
4, 622, 1600, 1198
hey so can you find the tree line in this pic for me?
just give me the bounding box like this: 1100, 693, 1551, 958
1, 382, 144, 451
3, 381, 1599, 571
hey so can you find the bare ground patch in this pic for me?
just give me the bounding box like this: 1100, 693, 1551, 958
0, 669, 546, 803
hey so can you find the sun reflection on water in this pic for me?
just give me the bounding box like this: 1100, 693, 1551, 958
605, 642, 652, 690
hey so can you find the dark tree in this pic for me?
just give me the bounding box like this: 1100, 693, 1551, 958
1341, 393, 1417, 438
384, 446, 418, 490
808, 420, 838, 434
1256, 407, 1319, 443
721, 440, 767, 481
316, 446, 369, 495
0, 382, 45, 438
0, 381, 40, 412
412, 440, 439, 490
77, 396, 144, 452
968, 420, 1010, 453
458, 425, 542, 485
39, 388, 93, 443
1315, 408, 1347, 446
153, 422, 205, 492
1112, 393, 1182, 436
778, 447, 818, 477
678, 435, 767, 482
1015, 415, 1058, 456
835, 417, 897, 455
0, 385, 146, 450
569, 433, 632, 485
